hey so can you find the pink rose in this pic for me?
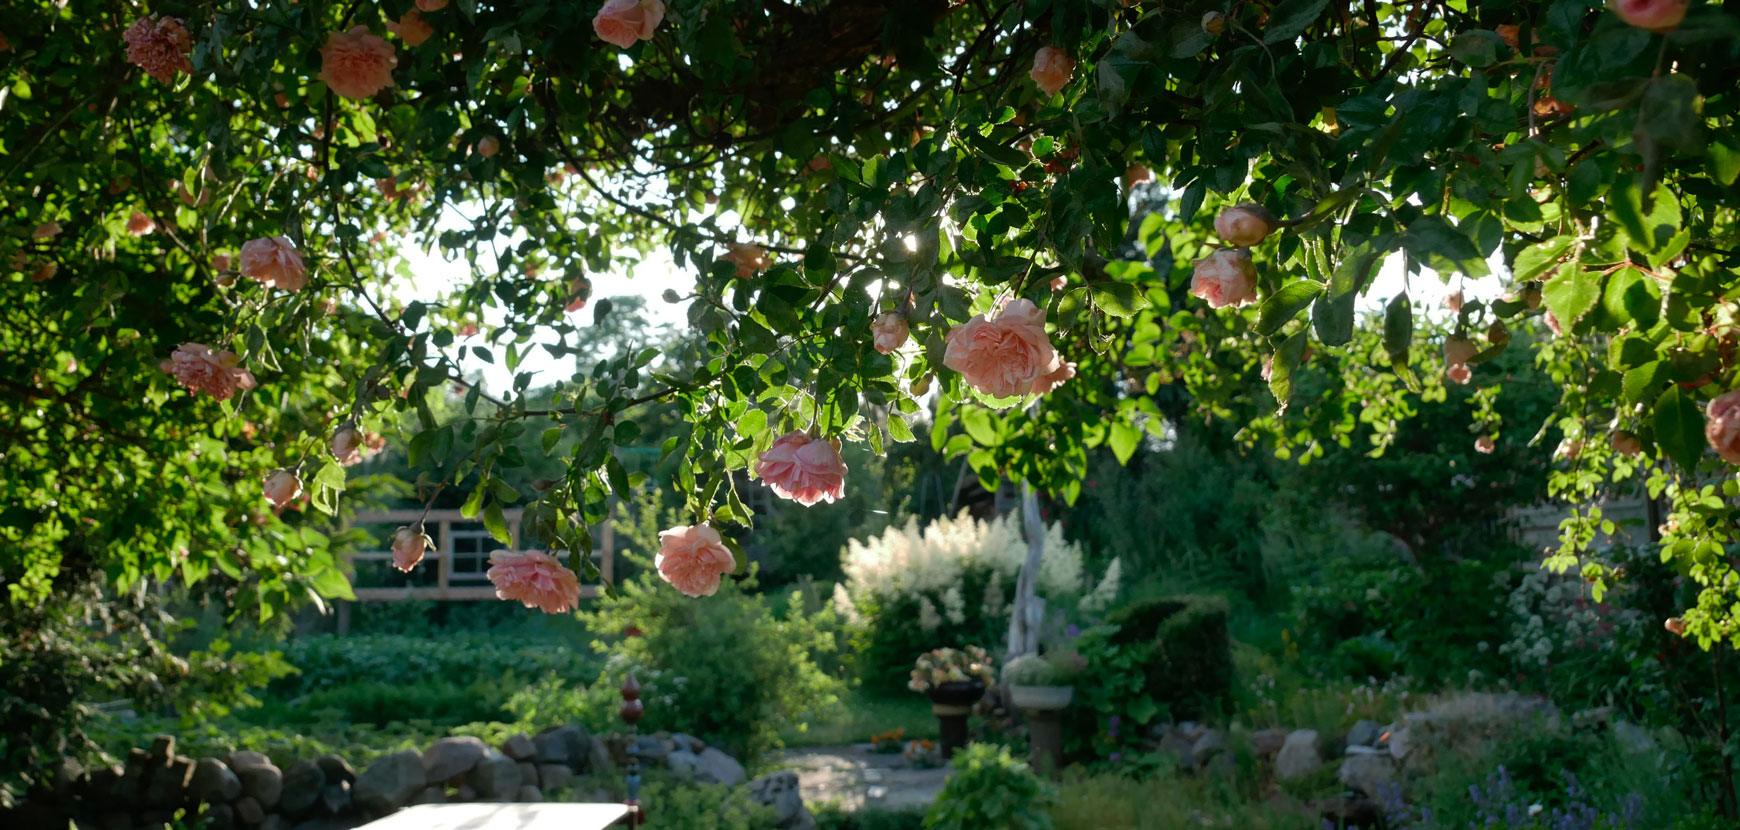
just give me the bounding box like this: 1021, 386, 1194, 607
1664, 617, 1687, 636
655, 524, 737, 598
239, 236, 309, 292
475, 135, 500, 157
391, 525, 431, 572
263, 469, 302, 509
1544, 310, 1563, 336
1190, 247, 1257, 308
416, 0, 448, 10
386, 9, 434, 47
1705, 390, 1740, 464
331, 425, 364, 464
943, 298, 1066, 398
486, 550, 582, 614
32, 221, 61, 240
1610, 430, 1643, 457
170, 342, 257, 400
1445, 289, 1465, 314
318, 26, 397, 100
213, 252, 233, 271
1031, 361, 1076, 396
755, 431, 848, 506
1475, 436, 1496, 454
1050, 275, 1068, 291
124, 16, 193, 84
593, 0, 666, 49
126, 211, 155, 236
1443, 336, 1479, 366
1615, 0, 1687, 32
720, 242, 770, 278
1446, 364, 1473, 385
1124, 163, 1152, 188
1029, 46, 1074, 96
1213, 203, 1278, 247
872, 312, 910, 354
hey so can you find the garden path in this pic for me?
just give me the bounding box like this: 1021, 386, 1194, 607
779, 744, 949, 812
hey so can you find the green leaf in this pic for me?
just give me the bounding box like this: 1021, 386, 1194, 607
1314, 243, 1381, 346
1448, 30, 1505, 67
308, 566, 355, 601
1090, 282, 1150, 318
1263, 0, 1332, 44
1711, 134, 1740, 186
1269, 329, 1309, 410
310, 461, 347, 516
1402, 217, 1490, 278
1623, 361, 1665, 405
1255, 280, 1323, 337
1511, 236, 1575, 283
1602, 267, 1662, 329
888, 415, 916, 443
739, 408, 768, 438
1382, 292, 1412, 359
1653, 385, 1705, 472
960, 405, 1000, 446
483, 501, 512, 545
1108, 419, 1140, 465
1542, 266, 1600, 329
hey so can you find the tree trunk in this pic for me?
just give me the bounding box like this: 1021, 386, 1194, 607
1006, 483, 1046, 662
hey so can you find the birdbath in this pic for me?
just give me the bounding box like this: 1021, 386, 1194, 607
926, 680, 986, 759
1008, 684, 1074, 777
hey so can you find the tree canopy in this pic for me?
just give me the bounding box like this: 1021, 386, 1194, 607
4, 1, 1740, 640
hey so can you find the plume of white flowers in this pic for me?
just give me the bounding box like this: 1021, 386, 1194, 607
918, 595, 942, 632
832, 582, 864, 627
942, 585, 966, 626
1078, 556, 1122, 613
981, 579, 1006, 619
841, 509, 1087, 602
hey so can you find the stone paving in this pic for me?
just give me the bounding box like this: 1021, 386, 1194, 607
779, 744, 949, 812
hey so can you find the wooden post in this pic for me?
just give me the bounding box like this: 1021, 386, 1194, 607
436, 518, 451, 591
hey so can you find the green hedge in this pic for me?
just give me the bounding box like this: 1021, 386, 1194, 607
1104, 595, 1233, 720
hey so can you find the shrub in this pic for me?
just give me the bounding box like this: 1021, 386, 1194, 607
924, 743, 1057, 830
1104, 595, 1232, 720
576, 564, 842, 760
639, 777, 779, 830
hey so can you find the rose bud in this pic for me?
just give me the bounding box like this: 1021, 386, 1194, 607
331, 424, 364, 464
1201, 11, 1227, 35
1213, 203, 1279, 247
263, 469, 303, 508
1615, 0, 1687, 33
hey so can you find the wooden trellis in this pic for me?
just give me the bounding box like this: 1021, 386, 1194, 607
344, 508, 613, 602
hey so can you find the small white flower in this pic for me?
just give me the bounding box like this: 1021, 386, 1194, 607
1528, 804, 1543, 817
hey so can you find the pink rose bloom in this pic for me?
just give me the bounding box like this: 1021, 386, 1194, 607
1446, 364, 1473, 385
1705, 390, 1740, 464
1445, 289, 1465, 314
1213, 203, 1278, 247
1615, 0, 1687, 32
1475, 436, 1496, 454
755, 431, 848, 506
416, 0, 448, 10
318, 26, 397, 100
33, 221, 61, 240
386, 10, 434, 47
486, 550, 582, 614
213, 252, 233, 271
594, 0, 666, 49
1050, 275, 1068, 291
872, 312, 910, 354
124, 16, 194, 84
331, 425, 364, 464
655, 524, 737, 598
475, 135, 500, 157
1031, 361, 1076, 396
720, 242, 770, 278
126, 211, 155, 236
239, 236, 308, 292
1443, 336, 1479, 366
1124, 163, 1152, 188
1190, 247, 1257, 308
391, 525, 431, 572
170, 342, 257, 400
263, 469, 302, 509
1611, 431, 1643, 457
1665, 617, 1687, 636
944, 298, 1066, 398
1030, 46, 1074, 96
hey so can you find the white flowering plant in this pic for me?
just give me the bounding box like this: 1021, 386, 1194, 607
908, 646, 996, 693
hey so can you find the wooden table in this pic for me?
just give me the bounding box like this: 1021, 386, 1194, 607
357, 803, 631, 830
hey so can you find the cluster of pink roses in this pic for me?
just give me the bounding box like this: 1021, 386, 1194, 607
1190, 204, 1277, 309
943, 298, 1073, 398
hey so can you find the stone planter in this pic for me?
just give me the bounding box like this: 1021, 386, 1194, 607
926, 681, 985, 759
1009, 685, 1073, 777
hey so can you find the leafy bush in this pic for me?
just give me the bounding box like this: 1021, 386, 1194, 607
639, 778, 779, 830
268, 633, 598, 697
577, 564, 842, 760
1104, 595, 1232, 719
925, 743, 1056, 830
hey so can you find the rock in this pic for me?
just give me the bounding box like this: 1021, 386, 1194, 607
586, 735, 614, 775
1345, 720, 1382, 748
1250, 728, 1287, 759
747, 771, 814, 830
470, 751, 522, 801
412, 787, 446, 805
234, 796, 265, 824
1344, 745, 1384, 756
353, 749, 426, 816
665, 749, 699, 780
318, 782, 351, 815
533, 726, 588, 770
189, 758, 243, 804
315, 755, 356, 787
1155, 728, 1194, 771
1320, 795, 1384, 830
633, 735, 668, 765
1337, 752, 1397, 797
1387, 727, 1411, 760
501, 735, 538, 762
143, 756, 194, 806
279, 761, 326, 816
1189, 729, 1226, 768
259, 815, 288, 830
517, 762, 539, 791
695, 748, 746, 787
536, 763, 572, 791
226, 752, 271, 771
671, 733, 705, 753
147, 736, 177, 762
516, 785, 543, 803
456, 785, 477, 802
422, 737, 488, 784
1177, 721, 1206, 742
1275, 729, 1322, 781
199, 802, 237, 830
238, 762, 283, 809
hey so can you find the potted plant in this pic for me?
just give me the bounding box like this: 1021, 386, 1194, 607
1002, 653, 1075, 711
908, 646, 996, 758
